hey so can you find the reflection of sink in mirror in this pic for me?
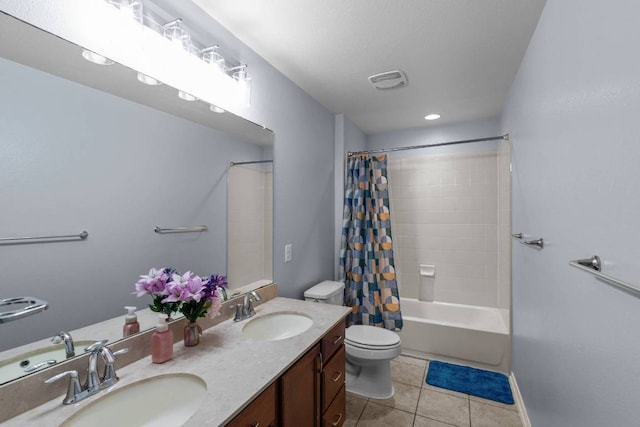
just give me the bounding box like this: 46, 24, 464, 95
61, 373, 206, 427
0, 341, 95, 384
242, 312, 313, 341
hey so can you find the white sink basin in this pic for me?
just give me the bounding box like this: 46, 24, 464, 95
61, 373, 206, 427
242, 312, 313, 341
0, 340, 96, 384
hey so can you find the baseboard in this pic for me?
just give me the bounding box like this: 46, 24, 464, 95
509, 372, 531, 427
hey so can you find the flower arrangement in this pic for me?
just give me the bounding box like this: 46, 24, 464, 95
134, 268, 180, 318
134, 268, 227, 323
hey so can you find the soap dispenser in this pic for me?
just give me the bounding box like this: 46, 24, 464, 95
123, 306, 140, 337
151, 314, 173, 364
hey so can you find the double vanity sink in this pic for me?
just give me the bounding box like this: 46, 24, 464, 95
61, 373, 207, 427
3, 296, 350, 426
242, 312, 313, 341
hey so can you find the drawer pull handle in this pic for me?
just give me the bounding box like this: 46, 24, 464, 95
249, 423, 259, 427
331, 413, 343, 426
332, 335, 342, 345
331, 371, 343, 382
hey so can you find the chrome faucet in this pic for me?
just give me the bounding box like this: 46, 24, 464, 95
51, 331, 75, 358
44, 340, 128, 405
100, 346, 129, 388
233, 291, 262, 321
84, 341, 107, 393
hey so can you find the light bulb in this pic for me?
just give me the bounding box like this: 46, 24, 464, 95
81, 49, 114, 65
233, 66, 251, 107
137, 72, 161, 86
163, 19, 191, 52
201, 46, 226, 75
178, 91, 197, 101
107, 0, 144, 24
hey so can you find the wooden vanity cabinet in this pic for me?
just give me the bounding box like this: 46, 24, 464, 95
225, 319, 347, 427
226, 382, 277, 427
279, 343, 322, 426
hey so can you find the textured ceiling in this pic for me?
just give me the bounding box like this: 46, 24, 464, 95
194, 0, 546, 135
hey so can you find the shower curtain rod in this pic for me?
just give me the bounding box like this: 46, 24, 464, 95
229, 160, 273, 166
347, 134, 509, 157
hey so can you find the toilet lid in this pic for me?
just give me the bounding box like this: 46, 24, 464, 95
346, 325, 400, 349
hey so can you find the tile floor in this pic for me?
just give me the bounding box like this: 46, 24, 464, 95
345, 356, 523, 427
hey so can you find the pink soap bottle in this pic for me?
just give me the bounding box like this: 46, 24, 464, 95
123, 306, 140, 337
151, 314, 173, 364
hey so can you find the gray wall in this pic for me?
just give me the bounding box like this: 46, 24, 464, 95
501, 0, 640, 425
0, 56, 263, 350
156, 1, 337, 298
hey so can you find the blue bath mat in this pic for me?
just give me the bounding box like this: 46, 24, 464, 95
426, 361, 514, 404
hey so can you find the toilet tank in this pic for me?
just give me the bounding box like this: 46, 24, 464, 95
304, 280, 345, 305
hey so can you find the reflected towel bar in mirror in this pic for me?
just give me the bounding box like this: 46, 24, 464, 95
154, 226, 208, 234
0, 297, 49, 324
569, 255, 640, 296
0, 231, 88, 244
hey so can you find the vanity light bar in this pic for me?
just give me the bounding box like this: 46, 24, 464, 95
91, 0, 251, 109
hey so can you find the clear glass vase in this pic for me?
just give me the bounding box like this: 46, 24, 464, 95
183, 322, 202, 347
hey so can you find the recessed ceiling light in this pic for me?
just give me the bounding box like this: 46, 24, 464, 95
209, 105, 225, 113
425, 114, 441, 121
81, 49, 114, 65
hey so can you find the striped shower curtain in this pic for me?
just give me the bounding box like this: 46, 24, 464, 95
339, 154, 402, 331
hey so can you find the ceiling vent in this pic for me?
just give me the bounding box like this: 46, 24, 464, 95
368, 70, 408, 90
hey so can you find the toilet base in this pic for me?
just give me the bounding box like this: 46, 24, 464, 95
345, 357, 395, 399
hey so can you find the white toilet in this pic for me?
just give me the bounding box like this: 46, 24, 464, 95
304, 280, 402, 399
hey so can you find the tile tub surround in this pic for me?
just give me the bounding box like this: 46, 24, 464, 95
0, 283, 279, 423
387, 150, 511, 310
3, 297, 350, 426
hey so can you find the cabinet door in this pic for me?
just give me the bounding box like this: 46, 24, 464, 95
226, 382, 277, 427
279, 343, 321, 427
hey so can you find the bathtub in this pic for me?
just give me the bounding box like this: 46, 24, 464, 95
397, 298, 511, 373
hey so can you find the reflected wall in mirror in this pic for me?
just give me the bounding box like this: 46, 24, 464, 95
227, 161, 273, 290
0, 12, 273, 383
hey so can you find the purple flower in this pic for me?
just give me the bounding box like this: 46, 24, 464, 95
162, 271, 205, 303
134, 267, 171, 297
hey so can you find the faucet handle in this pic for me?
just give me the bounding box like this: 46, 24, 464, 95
101, 347, 129, 388
245, 291, 261, 317
112, 348, 129, 357
44, 370, 83, 405
84, 339, 109, 353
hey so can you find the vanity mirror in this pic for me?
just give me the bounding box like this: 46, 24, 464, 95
0, 10, 273, 383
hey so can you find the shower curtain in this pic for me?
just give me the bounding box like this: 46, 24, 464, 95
339, 154, 402, 331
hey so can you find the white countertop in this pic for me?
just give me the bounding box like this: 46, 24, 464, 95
4, 297, 350, 426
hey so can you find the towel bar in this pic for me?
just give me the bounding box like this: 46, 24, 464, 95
569, 255, 640, 296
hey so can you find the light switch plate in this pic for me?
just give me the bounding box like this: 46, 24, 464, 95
284, 244, 292, 262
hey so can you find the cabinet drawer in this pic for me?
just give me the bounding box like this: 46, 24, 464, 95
322, 320, 345, 361
322, 385, 346, 427
322, 345, 345, 413
226, 382, 277, 427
